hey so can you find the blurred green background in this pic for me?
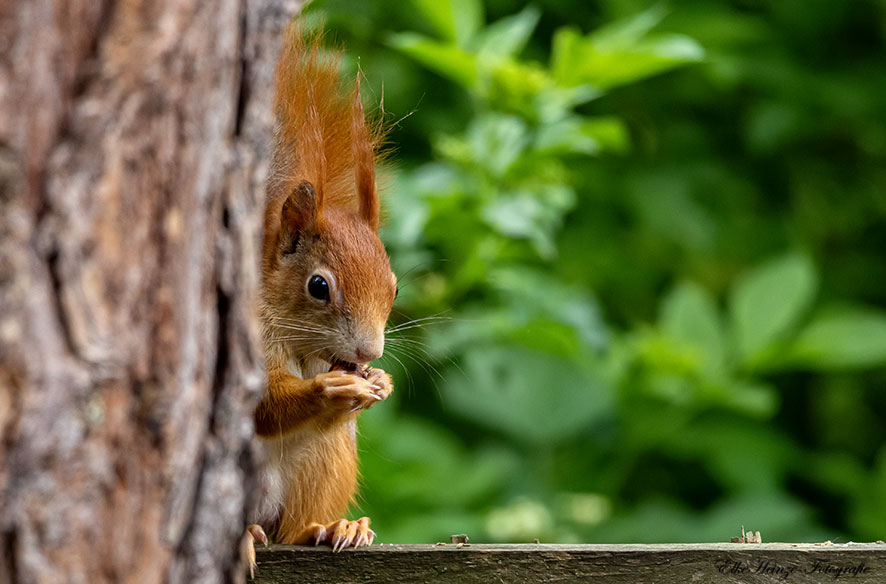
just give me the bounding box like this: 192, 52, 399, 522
305, 0, 886, 543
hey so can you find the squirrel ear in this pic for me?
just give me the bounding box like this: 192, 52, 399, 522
352, 75, 380, 231
280, 181, 323, 251
356, 171, 379, 231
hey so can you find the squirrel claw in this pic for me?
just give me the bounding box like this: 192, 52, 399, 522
248, 524, 268, 546
354, 526, 376, 548
242, 524, 267, 579
309, 517, 373, 552
298, 523, 327, 546
365, 367, 393, 402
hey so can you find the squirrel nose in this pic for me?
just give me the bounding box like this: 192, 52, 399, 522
353, 329, 384, 363
355, 346, 382, 363
355, 336, 384, 363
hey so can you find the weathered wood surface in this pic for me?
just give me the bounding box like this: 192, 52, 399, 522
255, 543, 886, 584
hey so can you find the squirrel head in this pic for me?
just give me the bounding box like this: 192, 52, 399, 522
263, 180, 397, 368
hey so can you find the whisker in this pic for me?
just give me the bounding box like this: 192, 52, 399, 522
385, 337, 440, 359
378, 349, 415, 398
385, 314, 453, 334
267, 327, 326, 337
266, 318, 332, 332
393, 311, 452, 323
385, 321, 448, 334
267, 336, 318, 343
384, 343, 445, 403
266, 314, 328, 324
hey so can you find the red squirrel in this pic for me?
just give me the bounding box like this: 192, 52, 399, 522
245, 22, 397, 569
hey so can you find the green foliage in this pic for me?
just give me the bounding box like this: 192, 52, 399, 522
308, 0, 886, 545
729, 254, 817, 369
551, 5, 703, 90
785, 309, 886, 370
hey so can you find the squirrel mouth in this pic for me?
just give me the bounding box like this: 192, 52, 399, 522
327, 356, 370, 378
328, 358, 357, 372
327, 356, 366, 374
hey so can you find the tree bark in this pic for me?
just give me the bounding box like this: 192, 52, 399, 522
0, 1, 298, 582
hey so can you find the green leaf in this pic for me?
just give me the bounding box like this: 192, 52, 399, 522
589, 4, 668, 50
484, 60, 554, 117
665, 419, 797, 492
445, 345, 614, 444
535, 116, 629, 155
476, 6, 540, 59
580, 117, 630, 153
533, 86, 603, 123
482, 191, 551, 250
783, 307, 886, 370
466, 113, 529, 176
729, 253, 818, 367
550, 27, 587, 86
660, 281, 725, 373
388, 33, 478, 88
551, 8, 704, 90
412, 0, 483, 47
482, 183, 576, 259
425, 268, 608, 359
492, 267, 608, 351
722, 380, 779, 418
580, 35, 704, 90
628, 173, 716, 251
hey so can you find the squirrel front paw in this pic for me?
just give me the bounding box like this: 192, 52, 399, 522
313, 370, 383, 414
363, 367, 393, 406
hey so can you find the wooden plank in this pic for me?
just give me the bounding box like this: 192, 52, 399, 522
254, 542, 885, 583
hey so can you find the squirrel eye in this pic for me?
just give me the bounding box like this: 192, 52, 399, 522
395, 285, 399, 300
307, 274, 330, 301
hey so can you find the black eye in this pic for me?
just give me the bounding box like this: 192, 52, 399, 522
395, 285, 399, 299
308, 275, 330, 301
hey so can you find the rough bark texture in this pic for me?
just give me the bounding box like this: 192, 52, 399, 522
0, 1, 299, 582
255, 543, 886, 584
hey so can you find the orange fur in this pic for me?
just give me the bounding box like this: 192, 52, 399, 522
274, 426, 358, 545
255, 22, 396, 548
264, 25, 386, 273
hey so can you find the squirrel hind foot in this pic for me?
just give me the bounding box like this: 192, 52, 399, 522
242, 524, 268, 579
295, 517, 374, 551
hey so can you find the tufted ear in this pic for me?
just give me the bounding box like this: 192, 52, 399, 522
279, 181, 324, 255
352, 75, 379, 231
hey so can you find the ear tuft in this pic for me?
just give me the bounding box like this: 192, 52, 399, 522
352, 74, 380, 231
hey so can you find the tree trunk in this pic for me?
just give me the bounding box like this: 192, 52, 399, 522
0, 1, 298, 582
